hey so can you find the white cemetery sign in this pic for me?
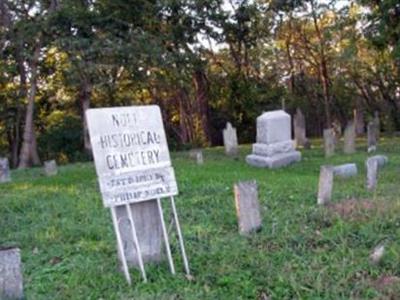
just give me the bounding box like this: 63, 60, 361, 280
86, 105, 189, 284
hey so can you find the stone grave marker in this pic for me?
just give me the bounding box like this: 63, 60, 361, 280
366, 155, 388, 169
343, 121, 356, 154
317, 165, 334, 205
0, 157, 11, 183
86, 105, 190, 284
323, 128, 335, 157
366, 158, 378, 191
234, 180, 262, 235
246, 110, 301, 168
367, 121, 377, 152
333, 163, 358, 178
44, 160, 58, 176
293, 108, 310, 149
0, 247, 24, 300
196, 150, 204, 165
223, 122, 238, 156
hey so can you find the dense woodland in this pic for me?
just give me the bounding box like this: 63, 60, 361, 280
0, 0, 399, 167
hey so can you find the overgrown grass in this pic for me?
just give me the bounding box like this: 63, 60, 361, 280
1, 138, 400, 299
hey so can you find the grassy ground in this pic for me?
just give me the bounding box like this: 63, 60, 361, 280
1, 138, 400, 299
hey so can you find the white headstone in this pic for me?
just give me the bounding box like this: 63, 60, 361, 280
333, 163, 358, 178
44, 160, 58, 176
366, 159, 378, 191
317, 165, 334, 205
246, 110, 301, 168
0, 247, 24, 299
0, 158, 11, 183
223, 122, 239, 156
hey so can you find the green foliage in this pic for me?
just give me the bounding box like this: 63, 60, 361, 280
1, 138, 400, 298
37, 111, 84, 163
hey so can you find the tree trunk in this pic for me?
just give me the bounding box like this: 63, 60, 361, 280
18, 43, 41, 168
79, 77, 92, 155
193, 69, 211, 145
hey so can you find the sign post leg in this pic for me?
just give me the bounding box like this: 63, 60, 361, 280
110, 207, 131, 285
125, 204, 147, 282
157, 198, 175, 275
170, 196, 190, 275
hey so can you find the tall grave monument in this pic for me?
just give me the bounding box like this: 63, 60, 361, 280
223, 122, 239, 156
246, 110, 301, 168
86, 105, 189, 284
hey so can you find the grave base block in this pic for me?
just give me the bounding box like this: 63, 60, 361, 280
246, 151, 301, 169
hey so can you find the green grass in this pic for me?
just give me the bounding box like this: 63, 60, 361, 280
1, 138, 400, 299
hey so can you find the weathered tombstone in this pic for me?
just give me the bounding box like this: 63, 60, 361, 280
0, 158, 11, 183
367, 121, 377, 152
234, 180, 262, 235
246, 110, 301, 168
333, 163, 358, 178
354, 109, 365, 136
223, 122, 239, 156
366, 158, 378, 191
365, 155, 388, 169
0, 247, 24, 300
343, 121, 356, 154
293, 108, 310, 149
317, 165, 334, 205
323, 128, 335, 157
44, 160, 58, 176
195, 150, 204, 165
86, 105, 190, 284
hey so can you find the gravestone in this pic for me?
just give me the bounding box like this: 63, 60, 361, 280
317, 165, 334, 205
354, 109, 365, 136
234, 180, 262, 235
87, 105, 188, 283
343, 121, 356, 154
293, 108, 310, 149
366, 155, 388, 169
195, 150, 204, 165
223, 122, 239, 156
366, 158, 378, 191
367, 121, 377, 152
44, 160, 58, 176
333, 163, 358, 178
323, 128, 335, 157
0, 247, 24, 300
0, 158, 11, 183
246, 110, 301, 168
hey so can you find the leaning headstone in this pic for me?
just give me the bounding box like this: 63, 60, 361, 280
333, 163, 358, 178
0, 158, 11, 183
323, 128, 335, 157
0, 247, 24, 300
367, 121, 377, 152
246, 110, 301, 168
317, 165, 334, 205
354, 109, 365, 136
366, 158, 378, 191
223, 122, 239, 156
366, 155, 388, 169
343, 121, 356, 154
293, 108, 310, 149
234, 180, 262, 235
44, 160, 58, 176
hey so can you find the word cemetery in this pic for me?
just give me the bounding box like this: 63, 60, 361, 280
87, 105, 189, 284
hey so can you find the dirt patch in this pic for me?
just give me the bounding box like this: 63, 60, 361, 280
326, 199, 379, 220
373, 275, 400, 291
